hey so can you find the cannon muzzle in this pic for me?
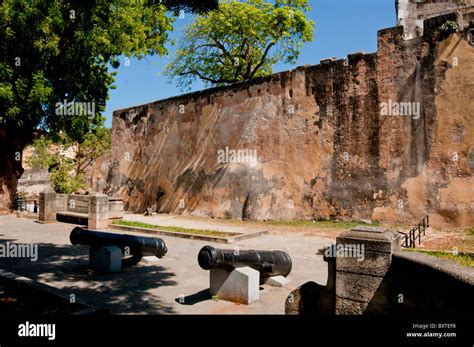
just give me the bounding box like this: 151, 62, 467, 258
70, 227, 167, 261
198, 245, 292, 282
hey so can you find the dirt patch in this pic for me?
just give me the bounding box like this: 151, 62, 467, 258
419, 227, 474, 253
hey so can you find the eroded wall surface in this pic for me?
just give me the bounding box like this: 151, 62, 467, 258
103, 13, 473, 226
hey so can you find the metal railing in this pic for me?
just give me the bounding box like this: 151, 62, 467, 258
398, 215, 429, 248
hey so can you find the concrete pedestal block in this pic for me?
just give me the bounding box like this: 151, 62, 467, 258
210, 267, 259, 304
142, 256, 159, 263
38, 192, 57, 223
90, 246, 122, 273
265, 275, 290, 287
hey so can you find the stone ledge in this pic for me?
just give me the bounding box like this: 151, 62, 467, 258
337, 228, 401, 253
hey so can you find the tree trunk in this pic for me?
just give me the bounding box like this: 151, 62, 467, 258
0, 128, 27, 213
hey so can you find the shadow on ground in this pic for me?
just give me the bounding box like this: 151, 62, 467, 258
0, 238, 177, 314
176, 289, 210, 305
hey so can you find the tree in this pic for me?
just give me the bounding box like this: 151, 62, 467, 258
0, 0, 218, 211
28, 128, 112, 194
158, 0, 219, 15
164, 0, 314, 90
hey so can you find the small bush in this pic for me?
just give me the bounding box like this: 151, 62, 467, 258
440, 20, 459, 32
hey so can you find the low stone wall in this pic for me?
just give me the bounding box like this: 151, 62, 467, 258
108, 197, 125, 219
16, 168, 53, 212
286, 227, 474, 316
16, 168, 53, 198
56, 194, 90, 214
39, 192, 124, 229
381, 251, 474, 316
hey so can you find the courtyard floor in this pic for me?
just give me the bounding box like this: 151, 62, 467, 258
0, 215, 332, 314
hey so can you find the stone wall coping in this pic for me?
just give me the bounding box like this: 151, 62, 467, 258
338, 228, 400, 242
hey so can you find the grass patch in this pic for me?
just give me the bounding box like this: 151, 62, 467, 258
113, 220, 234, 237
404, 249, 473, 268
390, 223, 411, 229
262, 220, 380, 229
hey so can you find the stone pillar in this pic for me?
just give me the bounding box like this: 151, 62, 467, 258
88, 194, 109, 230
38, 192, 57, 223
335, 226, 401, 315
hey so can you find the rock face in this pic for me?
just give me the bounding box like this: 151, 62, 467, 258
102, 12, 473, 227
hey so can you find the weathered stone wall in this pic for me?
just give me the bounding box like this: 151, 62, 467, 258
88, 151, 112, 192
17, 168, 53, 198
103, 12, 473, 226
396, 0, 474, 38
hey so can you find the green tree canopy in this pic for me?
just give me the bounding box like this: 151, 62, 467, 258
0, 0, 218, 210
165, 0, 314, 90
28, 129, 111, 194
1, 0, 172, 142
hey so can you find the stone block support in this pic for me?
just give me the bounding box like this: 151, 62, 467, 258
38, 192, 57, 223
89, 246, 122, 273
210, 267, 260, 305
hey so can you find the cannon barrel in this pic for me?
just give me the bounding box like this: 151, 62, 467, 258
70, 227, 167, 259
198, 245, 292, 281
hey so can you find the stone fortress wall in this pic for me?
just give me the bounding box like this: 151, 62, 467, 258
97, 3, 474, 227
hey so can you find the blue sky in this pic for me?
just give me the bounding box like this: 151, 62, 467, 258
103, 0, 396, 127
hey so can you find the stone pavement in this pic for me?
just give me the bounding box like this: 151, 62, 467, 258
0, 215, 333, 314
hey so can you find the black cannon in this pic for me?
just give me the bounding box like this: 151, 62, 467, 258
70, 227, 167, 265
198, 245, 292, 283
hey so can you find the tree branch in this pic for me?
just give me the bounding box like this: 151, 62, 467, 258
179, 70, 237, 84
78, 157, 95, 174
77, 149, 108, 174
210, 37, 235, 63
249, 41, 275, 79
238, 37, 248, 59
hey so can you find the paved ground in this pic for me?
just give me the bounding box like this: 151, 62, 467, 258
0, 215, 333, 314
